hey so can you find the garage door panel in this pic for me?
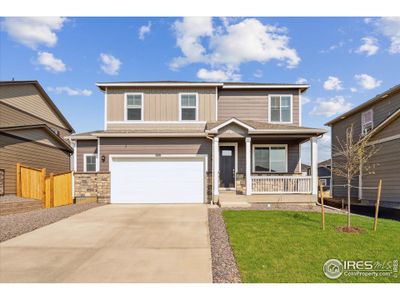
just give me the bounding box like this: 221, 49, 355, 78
110, 158, 204, 204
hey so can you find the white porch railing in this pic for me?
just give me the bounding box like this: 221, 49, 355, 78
252, 176, 312, 194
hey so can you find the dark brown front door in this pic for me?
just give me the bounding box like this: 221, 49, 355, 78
219, 146, 235, 188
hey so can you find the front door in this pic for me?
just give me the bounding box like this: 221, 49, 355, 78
219, 146, 235, 188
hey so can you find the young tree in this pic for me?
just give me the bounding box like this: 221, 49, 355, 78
332, 124, 379, 228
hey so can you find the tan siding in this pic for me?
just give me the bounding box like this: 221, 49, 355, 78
0, 133, 70, 194
76, 140, 98, 172
363, 138, 400, 204
218, 89, 300, 125
0, 84, 67, 128
2, 128, 63, 149
106, 122, 206, 132
107, 87, 216, 124
0, 103, 70, 137
99, 137, 212, 171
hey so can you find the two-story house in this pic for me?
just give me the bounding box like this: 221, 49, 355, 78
0, 80, 74, 195
326, 84, 400, 209
69, 81, 325, 204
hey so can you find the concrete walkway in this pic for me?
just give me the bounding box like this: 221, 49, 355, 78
0, 204, 212, 283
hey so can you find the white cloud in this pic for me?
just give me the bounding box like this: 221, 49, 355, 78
253, 69, 263, 78
350, 87, 358, 93
354, 73, 382, 90
301, 96, 311, 105
171, 17, 300, 75
310, 96, 352, 117
356, 37, 379, 56
375, 17, 400, 54
100, 53, 121, 75
323, 76, 343, 91
36, 51, 66, 73
138, 22, 151, 40
296, 77, 308, 84
196, 68, 240, 82
48, 86, 92, 96
1, 17, 66, 49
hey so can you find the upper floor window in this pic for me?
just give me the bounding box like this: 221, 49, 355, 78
269, 95, 292, 123
180, 93, 198, 121
252, 144, 287, 173
361, 109, 373, 135
84, 154, 97, 172
125, 93, 143, 121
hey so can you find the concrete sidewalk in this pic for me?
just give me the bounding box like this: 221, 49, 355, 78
0, 204, 212, 283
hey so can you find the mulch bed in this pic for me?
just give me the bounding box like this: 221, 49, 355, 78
208, 207, 241, 283
0, 202, 103, 242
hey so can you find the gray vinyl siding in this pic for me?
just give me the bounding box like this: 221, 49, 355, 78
99, 137, 212, 172
76, 140, 98, 172
331, 90, 400, 200
217, 89, 300, 125
363, 138, 400, 205
0, 132, 71, 194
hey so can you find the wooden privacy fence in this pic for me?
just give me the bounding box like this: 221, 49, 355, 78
16, 163, 73, 208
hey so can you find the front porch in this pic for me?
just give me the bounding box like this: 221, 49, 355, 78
207, 119, 323, 205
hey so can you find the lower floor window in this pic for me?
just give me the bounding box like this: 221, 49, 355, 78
84, 154, 97, 172
253, 145, 287, 172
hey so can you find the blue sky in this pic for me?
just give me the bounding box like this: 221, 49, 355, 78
1, 17, 399, 162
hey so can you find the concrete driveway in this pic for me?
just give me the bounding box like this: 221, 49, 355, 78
0, 204, 212, 283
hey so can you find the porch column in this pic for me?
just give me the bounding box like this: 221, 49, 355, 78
311, 137, 318, 195
245, 137, 252, 195
212, 137, 219, 197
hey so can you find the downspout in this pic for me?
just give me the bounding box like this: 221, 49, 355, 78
205, 132, 215, 204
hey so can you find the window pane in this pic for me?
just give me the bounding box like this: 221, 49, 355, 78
181, 94, 196, 107
281, 97, 291, 122
181, 108, 196, 120
127, 94, 142, 106
254, 148, 270, 172
127, 108, 142, 120
270, 97, 281, 122
270, 147, 286, 172
86, 156, 96, 172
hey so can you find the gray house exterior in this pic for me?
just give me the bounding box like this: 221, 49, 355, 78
326, 84, 400, 209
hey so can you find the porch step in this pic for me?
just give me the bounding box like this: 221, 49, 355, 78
218, 192, 251, 208
219, 201, 251, 208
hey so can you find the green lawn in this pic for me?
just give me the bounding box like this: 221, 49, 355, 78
223, 210, 400, 283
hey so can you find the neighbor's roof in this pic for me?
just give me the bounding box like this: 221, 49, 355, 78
0, 124, 73, 152
0, 80, 75, 133
96, 81, 309, 92
325, 84, 400, 126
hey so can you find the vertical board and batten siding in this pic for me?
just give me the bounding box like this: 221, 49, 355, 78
331, 90, 400, 200
0, 84, 68, 130
0, 133, 71, 194
99, 137, 212, 172
217, 89, 300, 125
76, 140, 98, 172
107, 87, 217, 125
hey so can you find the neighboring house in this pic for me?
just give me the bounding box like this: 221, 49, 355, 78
69, 81, 326, 204
326, 84, 400, 209
0, 81, 74, 195
306, 159, 331, 191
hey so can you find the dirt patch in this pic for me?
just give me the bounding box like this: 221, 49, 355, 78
208, 207, 241, 283
336, 226, 364, 234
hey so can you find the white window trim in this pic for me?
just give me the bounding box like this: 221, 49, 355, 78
252, 144, 288, 173
361, 109, 374, 135
83, 154, 98, 172
268, 94, 293, 124
179, 92, 199, 121
124, 93, 144, 122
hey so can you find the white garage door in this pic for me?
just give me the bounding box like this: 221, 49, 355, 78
110, 157, 205, 204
